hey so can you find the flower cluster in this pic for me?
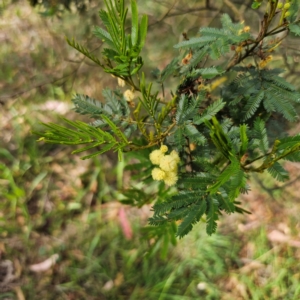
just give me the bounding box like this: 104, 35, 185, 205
150, 145, 180, 186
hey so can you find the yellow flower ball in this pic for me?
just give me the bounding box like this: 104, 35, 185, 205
160, 155, 178, 172
164, 171, 178, 186
150, 149, 164, 165
170, 150, 180, 164
152, 168, 166, 181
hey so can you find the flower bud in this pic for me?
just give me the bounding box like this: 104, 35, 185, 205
118, 78, 125, 87
123, 89, 135, 102
160, 145, 168, 153
243, 26, 250, 33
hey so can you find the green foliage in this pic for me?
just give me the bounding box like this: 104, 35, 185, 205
34, 0, 300, 239
224, 67, 300, 122
34, 115, 130, 160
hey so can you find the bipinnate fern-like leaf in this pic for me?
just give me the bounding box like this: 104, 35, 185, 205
194, 99, 225, 125
173, 126, 185, 150
283, 151, 300, 162
34, 115, 130, 160
228, 169, 247, 200
184, 122, 206, 145
93, 26, 116, 49
227, 67, 300, 122
276, 135, 300, 150
208, 157, 240, 194
215, 191, 235, 213
175, 14, 250, 63
251, 118, 269, 154
152, 191, 205, 216
242, 91, 264, 121
178, 173, 216, 190
190, 66, 224, 79
72, 89, 135, 137
175, 94, 190, 124
175, 14, 250, 47
267, 162, 289, 182
176, 200, 207, 238
66, 38, 104, 68
72, 94, 104, 117
206, 197, 219, 235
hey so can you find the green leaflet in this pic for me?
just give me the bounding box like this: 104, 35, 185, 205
239, 124, 248, 156
101, 114, 129, 144
139, 15, 148, 49
131, 0, 139, 46
66, 38, 104, 68
242, 91, 264, 121
226, 67, 300, 122
228, 169, 247, 200
88, 0, 147, 75
194, 99, 225, 125
206, 197, 219, 235
34, 114, 130, 160
283, 151, 300, 162
93, 26, 116, 49
184, 122, 206, 145
153, 191, 204, 216
267, 162, 289, 182
205, 116, 235, 160
177, 200, 207, 238
178, 174, 215, 190
190, 66, 224, 79
207, 157, 240, 194
215, 191, 235, 213
277, 135, 300, 150
252, 118, 269, 154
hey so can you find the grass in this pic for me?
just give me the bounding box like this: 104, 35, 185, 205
1, 0, 300, 299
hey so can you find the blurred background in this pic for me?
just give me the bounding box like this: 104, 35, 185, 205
1, 0, 300, 299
